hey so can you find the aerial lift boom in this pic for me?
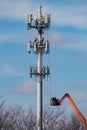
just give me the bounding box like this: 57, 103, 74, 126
50, 93, 87, 129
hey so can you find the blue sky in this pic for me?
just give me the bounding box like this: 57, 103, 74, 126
0, 0, 87, 116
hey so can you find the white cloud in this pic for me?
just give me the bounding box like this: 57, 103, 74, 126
0, 32, 27, 44
71, 92, 87, 104
0, 1, 87, 51
0, 0, 87, 29
51, 6, 87, 29
74, 55, 87, 65
0, 0, 39, 20
49, 31, 87, 51
0, 64, 22, 76
68, 81, 87, 88
0, 0, 28, 20
62, 81, 87, 104
63, 81, 87, 109
13, 80, 37, 94
49, 32, 77, 45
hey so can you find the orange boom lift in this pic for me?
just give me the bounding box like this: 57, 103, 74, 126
50, 93, 87, 129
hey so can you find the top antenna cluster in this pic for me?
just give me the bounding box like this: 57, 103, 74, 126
27, 6, 50, 33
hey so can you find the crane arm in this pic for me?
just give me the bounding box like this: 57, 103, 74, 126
61, 93, 87, 129
50, 93, 87, 129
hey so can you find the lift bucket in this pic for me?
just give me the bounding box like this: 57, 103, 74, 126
50, 97, 61, 106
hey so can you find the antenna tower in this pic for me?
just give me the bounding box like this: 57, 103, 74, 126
27, 6, 50, 130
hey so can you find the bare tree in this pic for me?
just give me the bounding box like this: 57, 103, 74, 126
43, 107, 64, 130
0, 98, 86, 130
59, 112, 86, 130
67, 113, 85, 130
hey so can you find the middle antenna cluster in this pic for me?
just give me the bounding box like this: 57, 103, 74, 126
28, 38, 49, 54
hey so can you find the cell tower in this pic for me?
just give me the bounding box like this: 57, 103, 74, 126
27, 6, 50, 130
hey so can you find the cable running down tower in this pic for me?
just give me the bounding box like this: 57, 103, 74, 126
27, 6, 51, 130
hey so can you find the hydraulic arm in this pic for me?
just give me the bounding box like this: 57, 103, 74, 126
50, 93, 87, 129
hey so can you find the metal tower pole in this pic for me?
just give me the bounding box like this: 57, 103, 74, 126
27, 6, 50, 130
37, 33, 43, 130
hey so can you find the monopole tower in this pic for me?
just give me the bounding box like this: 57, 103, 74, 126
27, 6, 50, 130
